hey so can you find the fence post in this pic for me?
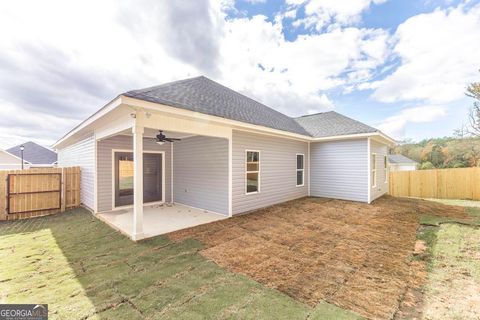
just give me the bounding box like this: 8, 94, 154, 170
61, 167, 66, 212
0, 171, 6, 220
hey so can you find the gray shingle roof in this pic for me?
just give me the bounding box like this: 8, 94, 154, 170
7, 141, 57, 165
123, 76, 310, 136
388, 154, 417, 164
294, 111, 378, 138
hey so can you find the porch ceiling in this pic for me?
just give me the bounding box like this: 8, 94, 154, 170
116, 128, 195, 140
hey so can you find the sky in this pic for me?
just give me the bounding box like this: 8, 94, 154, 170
0, 0, 480, 150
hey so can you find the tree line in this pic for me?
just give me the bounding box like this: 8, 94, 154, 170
392, 74, 480, 170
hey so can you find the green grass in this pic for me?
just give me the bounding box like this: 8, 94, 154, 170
0, 208, 362, 320
421, 223, 480, 319
416, 199, 480, 318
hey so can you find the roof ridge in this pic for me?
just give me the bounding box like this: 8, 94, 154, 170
295, 111, 335, 118
200, 77, 309, 122
125, 75, 205, 96
128, 76, 311, 136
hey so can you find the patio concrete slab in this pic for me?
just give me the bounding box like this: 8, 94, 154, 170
97, 203, 227, 240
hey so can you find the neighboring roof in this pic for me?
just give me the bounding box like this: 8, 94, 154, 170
7, 141, 57, 165
294, 111, 378, 138
123, 76, 310, 136
388, 154, 418, 164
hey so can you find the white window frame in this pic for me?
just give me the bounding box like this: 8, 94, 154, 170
384, 155, 388, 183
371, 153, 377, 188
296, 153, 305, 187
245, 150, 260, 194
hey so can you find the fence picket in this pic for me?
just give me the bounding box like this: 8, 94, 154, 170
389, 167, 480, 200
0, 167, 81, 220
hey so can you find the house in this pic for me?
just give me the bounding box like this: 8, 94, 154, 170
6, 141, 58, 168
0, 149, 29, 170
54, 76, 395, 240
388, 154, 418, 171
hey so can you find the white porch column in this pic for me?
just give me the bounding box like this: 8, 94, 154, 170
132, 122, 144, 241
228, 129, 233, 217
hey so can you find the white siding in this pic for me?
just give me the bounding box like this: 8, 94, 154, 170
370, 140, 389, 201
57, 135, 95, 210
173, 136, 229, 215
232, 130, 309, 215
310, 139, 368, 202
97, 135, 172, 212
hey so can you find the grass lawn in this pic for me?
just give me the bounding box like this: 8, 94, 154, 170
0, 208, 361, 320
414, 202, 480, 319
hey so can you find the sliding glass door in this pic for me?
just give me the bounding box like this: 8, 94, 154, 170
114, 152, 163, 207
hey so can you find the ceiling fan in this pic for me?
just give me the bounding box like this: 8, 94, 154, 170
154, 130, 181, 145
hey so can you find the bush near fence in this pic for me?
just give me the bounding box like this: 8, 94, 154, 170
0, 167, 80, 220
389, 167, 480, 200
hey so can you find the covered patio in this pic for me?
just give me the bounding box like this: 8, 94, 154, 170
97, 203, 226, 240
91, 95, 233, 240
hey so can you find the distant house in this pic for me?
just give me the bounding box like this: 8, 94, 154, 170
6, 141, 57, 169
0, 149, 30, 170
388, 154, 418, 171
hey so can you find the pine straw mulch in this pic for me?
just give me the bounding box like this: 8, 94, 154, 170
168, 196, 470, 320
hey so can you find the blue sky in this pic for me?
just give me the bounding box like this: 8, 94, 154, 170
226, 0, 479, 141
0, 0, 479, 148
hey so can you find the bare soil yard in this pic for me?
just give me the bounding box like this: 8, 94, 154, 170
169, 196, 471, 320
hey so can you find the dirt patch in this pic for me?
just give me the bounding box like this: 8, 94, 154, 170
414, 240, 427, 255
168, 196, 470, 320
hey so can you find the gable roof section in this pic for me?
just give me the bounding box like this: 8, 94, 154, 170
388, 154, 418, 164
7, 141, 57, 165
123, 76, 310, 136
294, 111, 378, 138
55, 76, 396, 148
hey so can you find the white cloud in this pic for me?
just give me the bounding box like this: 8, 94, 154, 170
372, 3, 480, 104
243, 0, 266, 4
0, 0, 389, 148
218, 16, 389, 115
377, 105, 447, 139
290, 0, 387, 31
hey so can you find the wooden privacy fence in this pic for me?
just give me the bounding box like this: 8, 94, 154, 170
0, 167, 80, 220
389, 167, 480, 200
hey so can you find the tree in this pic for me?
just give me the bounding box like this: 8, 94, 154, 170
466, 78, 480, 136
420, 161, 435, 170
453, 122, 469, 139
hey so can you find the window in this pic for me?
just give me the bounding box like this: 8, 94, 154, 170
384, 155, 388, 183
371, 153, 377, 188
246, 150, 260, 194
118, 155, 134, 196
296, 154, 304, 186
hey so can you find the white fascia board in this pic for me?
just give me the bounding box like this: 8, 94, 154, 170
94, 112, 133, 141
53, 94, 397, 149
121, 96, 311, 142
52, 96, 122, 148
311, 132, 396, 145
369, 132, 397, 146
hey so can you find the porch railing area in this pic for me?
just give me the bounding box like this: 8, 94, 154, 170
0, 167, 81, 220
